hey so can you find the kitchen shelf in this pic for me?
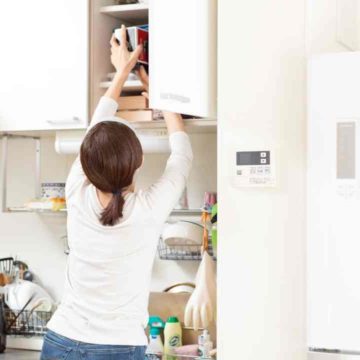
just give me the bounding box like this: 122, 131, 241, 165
100, 79, 143, 92
7, 207, 67, 214
6, 208, 205, 216
100, 4, 148, 23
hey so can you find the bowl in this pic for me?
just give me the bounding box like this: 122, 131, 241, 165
162, 221, 203, 247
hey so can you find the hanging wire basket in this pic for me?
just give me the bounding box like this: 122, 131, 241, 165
158, 237, 216, 261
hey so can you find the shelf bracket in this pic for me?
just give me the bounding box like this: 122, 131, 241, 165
0, 134, 41, 212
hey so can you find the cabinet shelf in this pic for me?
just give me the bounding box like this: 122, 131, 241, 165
100, 4, 148, 23
7, 207, 206, 216
100, 80, 143, 92
7, 207, 67, 214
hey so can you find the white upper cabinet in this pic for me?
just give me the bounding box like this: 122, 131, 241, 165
149, 0, 217, 118
0, 0, 89, 131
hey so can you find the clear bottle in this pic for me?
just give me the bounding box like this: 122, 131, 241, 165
198, 329, 213, 358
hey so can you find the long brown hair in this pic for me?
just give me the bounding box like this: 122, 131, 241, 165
80, 121, 143, 226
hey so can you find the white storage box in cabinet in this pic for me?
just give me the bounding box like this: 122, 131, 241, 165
149, 0, 217, 118
0, 0, 89, 131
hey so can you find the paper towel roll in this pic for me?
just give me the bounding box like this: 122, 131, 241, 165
55, 131, 170, 155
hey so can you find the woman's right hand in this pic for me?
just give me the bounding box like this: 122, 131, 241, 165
110, 25, 142, 78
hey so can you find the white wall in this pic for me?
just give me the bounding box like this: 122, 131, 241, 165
217, 0, 306, 359
0, 133, 216, 301
307, 0, 354, 54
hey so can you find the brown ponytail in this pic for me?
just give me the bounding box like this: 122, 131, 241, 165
80, 121, 143, 226
100, 192, 125, 226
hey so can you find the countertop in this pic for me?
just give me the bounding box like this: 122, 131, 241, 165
0, 349, 212, 360
0, 349, 40, 359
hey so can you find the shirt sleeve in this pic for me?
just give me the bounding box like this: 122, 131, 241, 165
66, 96, 119, 201
142, 131, 193, 223
88, 96, 119, 131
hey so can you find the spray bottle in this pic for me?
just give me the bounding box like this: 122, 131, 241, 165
198, 329, 213, 358
146, 316, 165, 356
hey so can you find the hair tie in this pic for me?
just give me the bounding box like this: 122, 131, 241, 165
112, 189, 121, 196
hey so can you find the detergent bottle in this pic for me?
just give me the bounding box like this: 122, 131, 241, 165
146, 316, 165, 355
164, 316, 182, 355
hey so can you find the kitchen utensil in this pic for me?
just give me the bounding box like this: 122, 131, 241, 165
162, 221, 203, 247
163, 283, 195, 294
0, 274, 11, 287
22, 271, 33, 282
0, 258, 14, 276
13, 260, 28, 281
211, 204, 218, 258
201, 211, 211, 252
203, 192, 217, 212
4, 280, 53, 312
184, 252, 216, 330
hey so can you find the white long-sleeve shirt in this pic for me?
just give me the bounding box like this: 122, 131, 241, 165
47, 97, 193, 345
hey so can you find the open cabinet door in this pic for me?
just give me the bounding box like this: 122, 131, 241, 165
149, 0, 217, 118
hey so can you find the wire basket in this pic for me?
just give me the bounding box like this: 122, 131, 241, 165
158, 237, 216, 261
4, 308, 52, 336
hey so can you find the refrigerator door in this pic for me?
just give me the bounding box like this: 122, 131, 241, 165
308, 52, 360, 351
149, 0, 217, 118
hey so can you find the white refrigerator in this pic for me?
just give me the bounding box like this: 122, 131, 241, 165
308, 52, 360, 359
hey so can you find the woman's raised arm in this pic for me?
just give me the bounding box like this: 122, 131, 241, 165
89, 25, 142, 130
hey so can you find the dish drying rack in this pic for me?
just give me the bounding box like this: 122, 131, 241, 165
0, 295, 52, 353
158, 209, 217, 261
158, 237, 216, 261
0, 257, 53, 353
2, 306, 51, 337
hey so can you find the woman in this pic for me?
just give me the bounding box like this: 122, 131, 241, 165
41, 25, 193, 360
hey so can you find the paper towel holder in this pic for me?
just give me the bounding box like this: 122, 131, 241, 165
55, 129, 171, 155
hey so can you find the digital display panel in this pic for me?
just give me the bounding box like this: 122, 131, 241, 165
236, 151, 270, 166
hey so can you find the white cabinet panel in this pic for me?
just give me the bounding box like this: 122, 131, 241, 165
0, 0, 89, 131
308, 52, 360, 351
149, 0, 217, 118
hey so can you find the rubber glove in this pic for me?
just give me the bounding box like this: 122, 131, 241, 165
184, 251, 216, 330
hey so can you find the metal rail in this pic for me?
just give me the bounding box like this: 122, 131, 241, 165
0, 134, 41, 212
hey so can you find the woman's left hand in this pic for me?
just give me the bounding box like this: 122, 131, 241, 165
110, 25, 142, 77
136, 65, 149, 99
